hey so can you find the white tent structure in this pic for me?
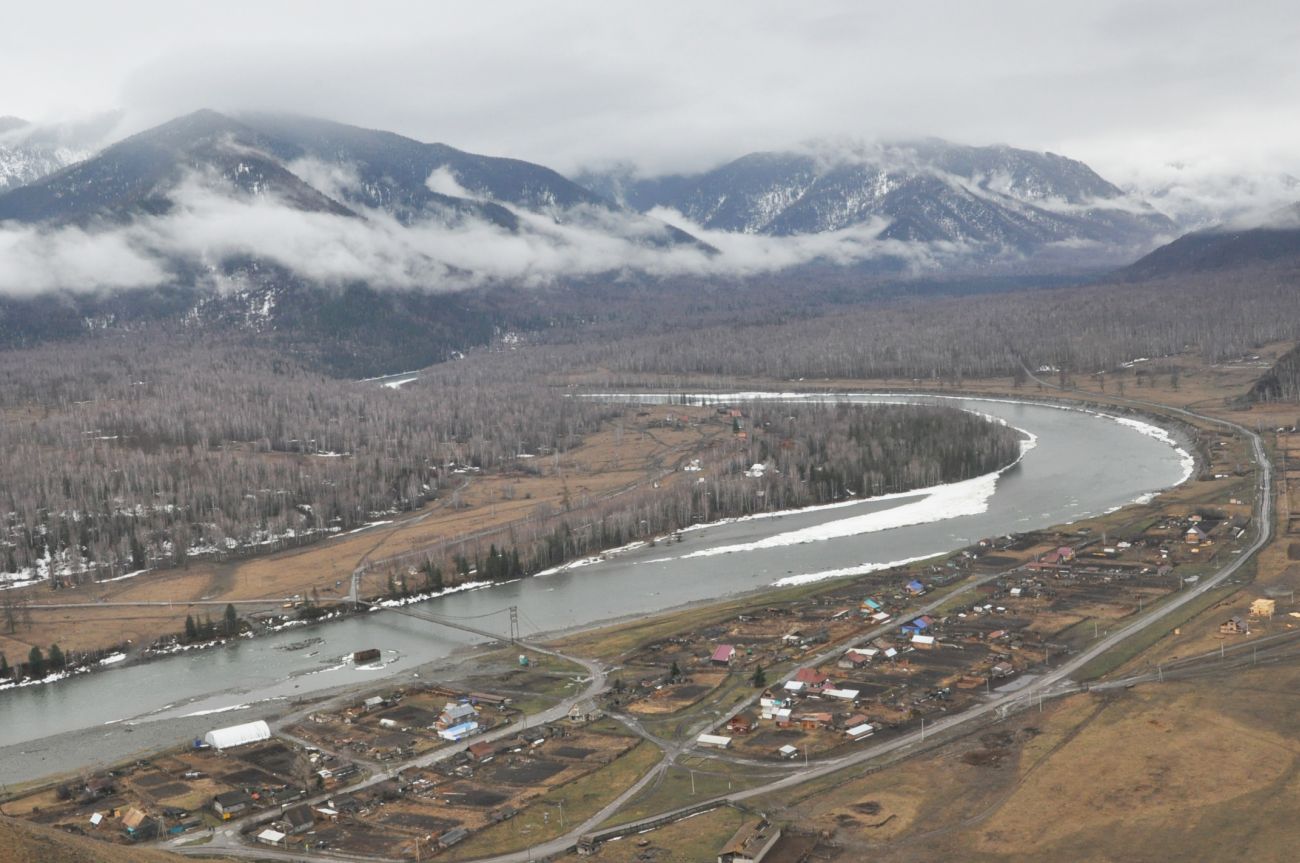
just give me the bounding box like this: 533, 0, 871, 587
203, 719, 271, 750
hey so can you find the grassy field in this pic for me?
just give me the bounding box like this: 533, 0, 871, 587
602, 756, 777, 828
0, 406, 727, 656
584, 805, 749, 862
740, 636, 1300, 862
0, 817, 197, 863
442, 738, 663, 860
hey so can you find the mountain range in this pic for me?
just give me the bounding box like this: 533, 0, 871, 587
0, 109, 1296, 375
578, 140, 1177, 264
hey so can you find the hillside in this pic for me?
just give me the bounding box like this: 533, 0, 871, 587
0, 817, 193, 863
580, 139, 1175, 267
1119, 215, 1300, 281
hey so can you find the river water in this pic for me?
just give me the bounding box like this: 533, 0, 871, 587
0, 394, 1190, 782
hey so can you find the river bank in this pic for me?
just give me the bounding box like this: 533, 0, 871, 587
0, 393, 1192, 785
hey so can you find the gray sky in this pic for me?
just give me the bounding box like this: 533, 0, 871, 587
4, 0, 1299, 181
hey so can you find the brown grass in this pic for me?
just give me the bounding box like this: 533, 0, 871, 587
0, 817, 194, 863
3, 406, 728, 654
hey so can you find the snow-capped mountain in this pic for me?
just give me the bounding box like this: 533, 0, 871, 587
579, 139, 1176, 266
0, 112, 119, 193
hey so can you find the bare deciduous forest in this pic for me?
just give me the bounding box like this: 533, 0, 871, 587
545, 265, 1300, 383
0, 335, 1017, 590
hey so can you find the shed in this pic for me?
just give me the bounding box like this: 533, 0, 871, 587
203, 720, 271, 750
911, 634, 936, 649
718, 818, 782, 863
905, 580, 926, 595
697, 733, 733, 749
777, 744, 799, 759
439, 826, 470, 848
845, 723, 875, 740
823, 688, 860, 701
257, 828, 287, 846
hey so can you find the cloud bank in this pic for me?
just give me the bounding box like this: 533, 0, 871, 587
0, 171, 960, 296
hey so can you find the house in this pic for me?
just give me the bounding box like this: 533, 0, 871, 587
727, 712, 757, 734
838, 648, 875, 669
567, 699, 602, 723
901, 616, 932, 635
792, 668, 828, 687
711, 645, 736, 666
212, 790, 254, 819
911, 634, 936, 649
823, 687, 860, 701
329, 795, 361, 814
797, 712, 832, 730
438, 721, 480, 741
697, 733, 733, 749
467, 740, 498, 761
990, 662, 1015, 678
1219, 616, 1249, 635
281, 804, 314, 835
1186, 525, 1210, 545
1250, 598, 1276, 618
440, 702, 478, 725
777, 744, 799, 759
770, 707, 793, 726
904, 580, 926, 596
121, 808, 150, 835
718, 818, 782, 863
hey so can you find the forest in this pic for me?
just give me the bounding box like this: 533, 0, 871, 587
0, 334, 1018, 591
1, 254, 1296, 595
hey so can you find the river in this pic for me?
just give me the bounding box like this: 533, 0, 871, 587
0, 394, 1191, 783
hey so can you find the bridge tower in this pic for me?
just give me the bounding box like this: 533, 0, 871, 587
509, 606, 520, 643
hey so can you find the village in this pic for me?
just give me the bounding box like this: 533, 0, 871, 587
0, 409, 1289, 863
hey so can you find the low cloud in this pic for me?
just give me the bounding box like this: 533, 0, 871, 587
0, 169, 962, 297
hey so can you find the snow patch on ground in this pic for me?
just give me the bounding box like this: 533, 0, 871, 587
183, 702, 251, 718
677, 470, 1003, 560
771, 553, 943, 586
371, 580, 493, 607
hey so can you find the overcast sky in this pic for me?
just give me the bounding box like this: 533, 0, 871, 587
4, 0, 1299, 181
